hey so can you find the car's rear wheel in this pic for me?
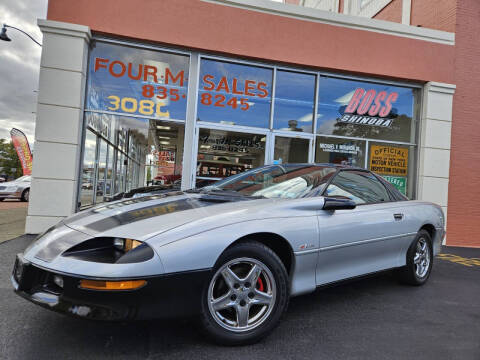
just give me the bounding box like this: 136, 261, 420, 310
396, 230, 433, 285
200, 241, 289, 345
21, 189, 29, 202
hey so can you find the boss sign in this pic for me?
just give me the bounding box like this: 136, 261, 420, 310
339, 88, 399, 128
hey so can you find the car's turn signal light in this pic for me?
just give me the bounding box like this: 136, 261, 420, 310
79, 279, 146, 290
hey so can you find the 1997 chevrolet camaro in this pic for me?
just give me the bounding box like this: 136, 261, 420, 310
12, 164, 444, 345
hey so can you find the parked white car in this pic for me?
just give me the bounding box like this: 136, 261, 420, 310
0, 175, 31, 201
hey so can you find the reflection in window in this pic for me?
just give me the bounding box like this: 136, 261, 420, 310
324, 171, 390, 204
80, 112, 185, 208
197, 129, 266, 183
273, 70, 315, 132
315, 136, 365, 167
274, 137, 309, 164
79, 130, 97, 208
96, 140, 108, 202
115, 151, 124, 194
317, 76, 416, 143
197, 59, 273, 128
86, 41, 189, 120
106, 145, 114, 196
208, 164, 337, 199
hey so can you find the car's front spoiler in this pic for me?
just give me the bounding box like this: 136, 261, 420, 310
12, 254, 212, 321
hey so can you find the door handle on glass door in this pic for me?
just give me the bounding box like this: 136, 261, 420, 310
394, 213, 404, 220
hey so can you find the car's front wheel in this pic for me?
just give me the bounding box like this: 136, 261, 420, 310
396, 230, 433, 285
21, 189, 29, 202
200, 241, 289, 345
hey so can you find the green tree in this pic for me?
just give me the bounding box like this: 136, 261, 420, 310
0, 139, 22, 179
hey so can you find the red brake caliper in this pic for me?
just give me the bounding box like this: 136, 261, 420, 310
256, 276, 264, 292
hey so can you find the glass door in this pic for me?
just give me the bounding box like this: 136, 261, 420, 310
194, 125, 270, 188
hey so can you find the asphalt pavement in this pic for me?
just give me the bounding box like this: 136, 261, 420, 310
0, 235, 479, 360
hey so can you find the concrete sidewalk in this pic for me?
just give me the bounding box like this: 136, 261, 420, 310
0, 200, 28, 243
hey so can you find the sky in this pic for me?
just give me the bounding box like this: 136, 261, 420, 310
0, 0, 48, 146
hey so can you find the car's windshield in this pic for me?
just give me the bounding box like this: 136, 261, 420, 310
202, 165, 337, 199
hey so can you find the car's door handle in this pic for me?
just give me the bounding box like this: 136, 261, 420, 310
394, 213, 404, 221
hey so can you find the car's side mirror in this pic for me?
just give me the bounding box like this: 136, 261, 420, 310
323, 196, 356, 210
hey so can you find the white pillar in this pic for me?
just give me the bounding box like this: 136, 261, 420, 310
417, 82, 456, 241
25, 20, 91, 233
401, 0, 411, 25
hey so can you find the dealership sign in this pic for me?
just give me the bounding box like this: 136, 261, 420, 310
339, 88, 398, 128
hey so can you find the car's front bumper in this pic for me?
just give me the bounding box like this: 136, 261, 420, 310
0, 190, 21, 199
12, 254, 211, 321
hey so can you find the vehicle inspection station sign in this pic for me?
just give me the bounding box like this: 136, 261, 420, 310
369, 145, 408, 176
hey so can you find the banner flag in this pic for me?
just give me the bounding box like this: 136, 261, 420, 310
10, 128, 33, 176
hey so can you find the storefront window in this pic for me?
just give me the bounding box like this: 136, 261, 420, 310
80, 39, 421, 208
79, 130, 97, 207
96, 139, 108, 203
80, 110, 184, 207
315, 136, 366, 167
86, 41, 189, 120
273, 70, 315, 132
197, 129, 266, 183
317, 76, 416, 143
197, 59, 273, 128
116, 152, 125, 193
106, 145, 114, 196
274, 137, 309, 164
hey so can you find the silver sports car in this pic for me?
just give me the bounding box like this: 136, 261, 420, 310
12, 164, 444, 345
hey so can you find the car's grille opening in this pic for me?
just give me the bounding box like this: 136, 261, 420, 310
14, 262, 63, 295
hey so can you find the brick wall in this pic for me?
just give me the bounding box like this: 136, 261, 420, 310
411, 0, 456, 32
373, 0, 456, 31
447, 0, 480, 247
373, 0, 402, 23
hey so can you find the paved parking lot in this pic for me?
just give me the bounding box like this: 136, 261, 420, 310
0, 235, 479, 360
0, 200, 28, 243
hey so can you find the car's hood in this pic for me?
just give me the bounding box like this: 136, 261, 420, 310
24, 191, 323, 270
0, 180, 27, 186
63, 191, 279, 241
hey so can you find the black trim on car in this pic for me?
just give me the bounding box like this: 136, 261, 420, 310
12, 254, 212, 321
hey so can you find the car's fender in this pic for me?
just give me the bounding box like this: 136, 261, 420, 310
151, 215, 320, 296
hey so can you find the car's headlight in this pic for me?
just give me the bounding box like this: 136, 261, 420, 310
62, 237, 154, 264
113, 238, 142, 252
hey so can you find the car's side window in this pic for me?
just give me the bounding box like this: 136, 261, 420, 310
324, 171, 391, 205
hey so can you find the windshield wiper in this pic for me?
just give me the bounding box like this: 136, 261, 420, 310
201, 188, 265, 199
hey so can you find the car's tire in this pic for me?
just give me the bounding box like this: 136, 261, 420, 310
21, 188, 30, 202
199, 241, 289, 345
395, 230, 433, 286
0, 198, 4, 201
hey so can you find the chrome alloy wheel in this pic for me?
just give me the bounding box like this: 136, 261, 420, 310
207, 257, 276, 332
414, 238, 431, 278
